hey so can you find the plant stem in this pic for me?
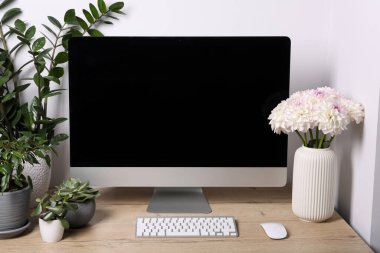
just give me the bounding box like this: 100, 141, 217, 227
318, 134, 326, 148
0, 22, 20, 104
17, 59, 34, 73
327, 135, 335, 148
295, 130, 307, 146
315, 129, 319, 148
0, 102, 15, 140
43, 24, 66, 119
82, 11, 111, 35
309, 129, 313, 143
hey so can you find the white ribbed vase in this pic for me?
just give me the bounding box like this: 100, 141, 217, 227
292, 146, 337, 222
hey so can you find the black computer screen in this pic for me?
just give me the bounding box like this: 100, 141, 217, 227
68, 37, 290, 167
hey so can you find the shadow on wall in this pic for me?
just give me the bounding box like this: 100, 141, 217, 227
334, 124, 364, 223
287, 134, 300, 183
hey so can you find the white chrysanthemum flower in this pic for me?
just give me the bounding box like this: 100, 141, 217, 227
341, 98, 365, 124
268, 86, 365, 148
316, 101, 350, 135
268, 100, 290, 134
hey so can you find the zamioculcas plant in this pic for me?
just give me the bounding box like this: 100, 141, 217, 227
0, 0, 125, 193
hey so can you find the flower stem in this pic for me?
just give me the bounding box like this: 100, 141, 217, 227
295, 130, 307, 146
309, 129, 313, 142
318, 134, 326, 148
315, 129, 319, 148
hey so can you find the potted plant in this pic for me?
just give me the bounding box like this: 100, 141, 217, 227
269, 86, 365, 222
31, 191, 77, 242
57, 177, 100, 228
0, 0, 125, 234
0, 135, 49, 237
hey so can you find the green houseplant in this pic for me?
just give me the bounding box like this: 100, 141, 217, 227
31, 191, 77, 242
57, 177, 100, 228
0, 0, 125, 235
32, 178, 99, 240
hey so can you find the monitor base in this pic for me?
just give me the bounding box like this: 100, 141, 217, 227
147, 187, 212, 213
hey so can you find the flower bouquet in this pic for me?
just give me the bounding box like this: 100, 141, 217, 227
268, 86, 365, 148
268, 86, 365, 222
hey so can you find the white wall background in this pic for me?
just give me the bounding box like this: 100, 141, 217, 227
2, 0, 379, 250
328, 0, 380, 250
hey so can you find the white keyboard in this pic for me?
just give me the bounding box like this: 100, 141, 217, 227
136, 216, 238, 237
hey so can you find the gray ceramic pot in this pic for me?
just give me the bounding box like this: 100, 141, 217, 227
65, 199, 96, 228
0, 186, 31, 231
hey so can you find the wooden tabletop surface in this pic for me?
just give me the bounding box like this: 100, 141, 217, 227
1, 186, 374, 253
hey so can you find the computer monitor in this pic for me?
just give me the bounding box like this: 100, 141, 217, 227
68, 36, 290, 213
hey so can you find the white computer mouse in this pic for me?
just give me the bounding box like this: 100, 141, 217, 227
260, 222, 287, 240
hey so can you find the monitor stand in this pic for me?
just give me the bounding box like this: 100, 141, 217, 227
147, 187, 212, 213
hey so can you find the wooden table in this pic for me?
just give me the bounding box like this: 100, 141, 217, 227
2, 186, 373, 253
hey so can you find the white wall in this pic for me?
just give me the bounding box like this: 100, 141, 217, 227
372, 93, 380, 252
3, 0, 379, 249
328, 0, 380, 248
10, 0, 332, 185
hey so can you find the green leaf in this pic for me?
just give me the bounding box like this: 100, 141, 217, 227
76, 16, 88, 31
10, 109, 21, 127
70, 28, 82, 37
43, 212, 55, 221
0, 69, 11, 85
1, 92, 15, 103
112, 10, 126, 15
44, 154, 51, 167
106, 15, 119, 20
89, 3, 100, 19
82, 9, 94, 24
31, 203, 42, 217
33, 73, 45, 88
64, 9, 78, 25
32, 37, 46, 52
54, 51, 68, 64
60, 219, 69, 229
17, 35, 30, 45
1, 7, 21, 23
49, 67, 64, 78
8, 26, 24, 36
47, 16, 62, 29
103, 21, 113, 25
42, 24, 58, 38
97, 0, 107, 14
43, 91, 61, 98
61, 34, 71, 50
36, 48, 52, 61
88, 28, 103, 37
27, 175, 33, 189
34, 59, 46, 73
51, 133, 68, 145
109, 2, 124, 11
14, 19, 26, 32
25, 26, 36, 40
15, 83, 30, 92
0, 0, 14, 9
45, 75, 60, 84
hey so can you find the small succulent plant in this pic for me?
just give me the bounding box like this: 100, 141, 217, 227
56, 177, 100, 203
31, 191, 77, 229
